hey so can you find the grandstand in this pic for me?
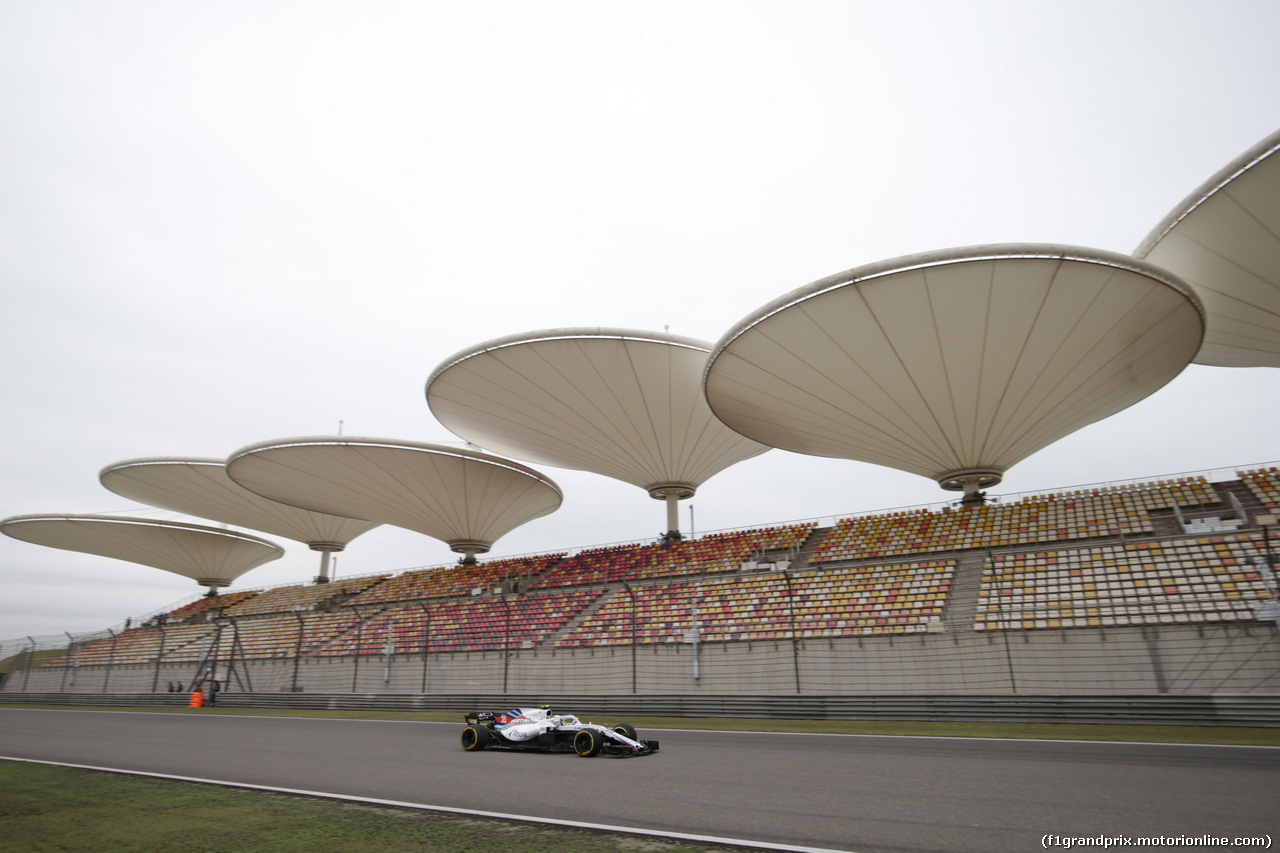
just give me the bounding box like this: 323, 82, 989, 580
2, 466, 1277, 699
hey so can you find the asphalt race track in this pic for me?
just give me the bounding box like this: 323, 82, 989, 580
1, 709, 1276, 853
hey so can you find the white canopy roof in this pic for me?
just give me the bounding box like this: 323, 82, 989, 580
0, 514, 284, 592
425, 328, 769, 501
1135, 127, 1280, 367
703, 244, 1204, 497
226, 436, 562, 558
99, 457, 380, 552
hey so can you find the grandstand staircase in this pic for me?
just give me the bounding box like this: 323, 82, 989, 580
1217, 480, 1269, 523
1148, 480, 1264, 537
545, 586, 615, 647
943, 552, 988, 633
1145, 509, 1183, 538
785, 526, 832, 572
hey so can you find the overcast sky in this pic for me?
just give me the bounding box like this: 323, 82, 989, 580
4, 1, 1280, 644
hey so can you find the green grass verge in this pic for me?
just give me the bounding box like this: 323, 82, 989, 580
0, 761, 746, 853
4, 702, 1279, 745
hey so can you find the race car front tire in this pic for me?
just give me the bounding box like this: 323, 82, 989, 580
573, 728, 602, 757
461, 724, 489, 751
613, 723, 638, 740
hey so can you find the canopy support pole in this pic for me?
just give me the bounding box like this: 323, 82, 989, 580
311, 543, 344, 584
649, 484, 696, 543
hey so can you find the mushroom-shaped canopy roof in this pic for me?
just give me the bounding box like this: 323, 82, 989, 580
1135, 127, 1280, 367
100, 457, 380, 553
226, 436, 562, 557
703, 244, 1204, 495
0, 513, 284, 591
425, 328, 769, 500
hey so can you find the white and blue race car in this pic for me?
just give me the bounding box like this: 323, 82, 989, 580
461, 706, 659, 757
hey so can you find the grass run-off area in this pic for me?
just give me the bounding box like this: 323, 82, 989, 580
2, 705, 1277, 852
1, 761, 750, 853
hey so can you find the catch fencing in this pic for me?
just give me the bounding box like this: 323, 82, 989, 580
3, 618, 1277, 700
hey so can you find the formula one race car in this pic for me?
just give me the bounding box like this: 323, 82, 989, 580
461, 706, 659, 757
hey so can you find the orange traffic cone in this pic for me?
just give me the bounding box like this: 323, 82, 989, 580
189, 690, 204, 708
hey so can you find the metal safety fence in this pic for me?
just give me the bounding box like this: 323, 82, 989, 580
3, 607, 1277, 699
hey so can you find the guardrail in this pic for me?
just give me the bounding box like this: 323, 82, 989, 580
3, 692, 1278, 727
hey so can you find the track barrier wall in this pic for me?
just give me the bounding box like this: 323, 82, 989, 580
3, 623, 1277, 726
2, 691, 1278, 727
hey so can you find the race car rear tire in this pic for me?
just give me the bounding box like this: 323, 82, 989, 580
461, 724, 489, 751
613, 723, 638, 740
573, 728, 602, 757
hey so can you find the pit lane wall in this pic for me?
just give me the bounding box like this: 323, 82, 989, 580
4, 623, 1277, 697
